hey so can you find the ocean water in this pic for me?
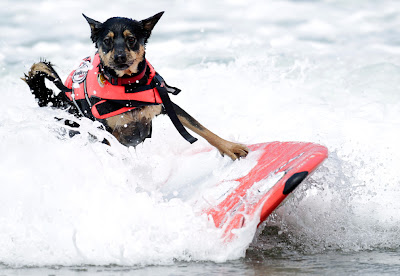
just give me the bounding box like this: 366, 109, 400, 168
1, 0, 400, 275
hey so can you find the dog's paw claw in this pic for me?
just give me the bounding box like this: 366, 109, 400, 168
218, 142, 250, 161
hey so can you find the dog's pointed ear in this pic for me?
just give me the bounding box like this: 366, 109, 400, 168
140, 11, 164, 39
82, 14, 102, 43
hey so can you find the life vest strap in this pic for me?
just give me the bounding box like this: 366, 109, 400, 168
153, 74, 198, 144
125, 84, 154, 93
93, 99, 159, 117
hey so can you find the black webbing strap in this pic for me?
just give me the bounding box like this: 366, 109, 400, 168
154, 76, 198, 144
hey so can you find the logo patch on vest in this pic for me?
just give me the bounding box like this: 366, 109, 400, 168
72, 60, 93, 84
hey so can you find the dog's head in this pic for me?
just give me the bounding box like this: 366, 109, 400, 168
83, 12, 164, 77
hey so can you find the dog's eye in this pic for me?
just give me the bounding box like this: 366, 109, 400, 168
126, 36, 136, 47
103, 37, 112, 47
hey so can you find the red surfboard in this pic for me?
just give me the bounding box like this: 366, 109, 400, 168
204, 142, 328, 241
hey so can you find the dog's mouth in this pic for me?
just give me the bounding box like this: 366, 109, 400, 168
110, 59, 135, 72
113, 63, 131, 70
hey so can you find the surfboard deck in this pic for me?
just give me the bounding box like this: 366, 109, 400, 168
204, 142, 328, 241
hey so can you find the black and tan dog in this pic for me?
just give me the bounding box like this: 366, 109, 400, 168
24, 12, 249, 160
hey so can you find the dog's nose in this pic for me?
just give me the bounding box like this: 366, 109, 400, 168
114, 53, 127, 64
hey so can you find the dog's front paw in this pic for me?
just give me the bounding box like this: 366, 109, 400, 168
217, 141, 250, 161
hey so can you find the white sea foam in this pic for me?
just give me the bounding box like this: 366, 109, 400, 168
1, 0, 400, 267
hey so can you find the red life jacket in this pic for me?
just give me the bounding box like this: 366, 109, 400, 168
63, 53, 197, 144
64, 53, 162, 120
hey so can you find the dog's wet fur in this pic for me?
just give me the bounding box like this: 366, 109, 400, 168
24, 12, 249, 160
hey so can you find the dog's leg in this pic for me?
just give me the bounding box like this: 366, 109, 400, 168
172, 103, 249, 160
23, 61, 70, 108
23, 61, 83, 136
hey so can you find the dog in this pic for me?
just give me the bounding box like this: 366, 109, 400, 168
23, 12, 249, 160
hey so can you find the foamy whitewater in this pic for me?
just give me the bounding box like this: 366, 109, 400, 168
1, 0, 400, 271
